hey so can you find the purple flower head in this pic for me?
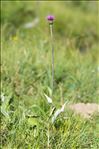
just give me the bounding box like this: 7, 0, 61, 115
47, 15, 55, 21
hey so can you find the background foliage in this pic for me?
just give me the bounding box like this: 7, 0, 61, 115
1, 1, 99, 149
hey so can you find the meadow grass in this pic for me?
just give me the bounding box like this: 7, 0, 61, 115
1, 1, 99, 149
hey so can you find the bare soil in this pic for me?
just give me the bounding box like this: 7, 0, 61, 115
69, 103, 99, 118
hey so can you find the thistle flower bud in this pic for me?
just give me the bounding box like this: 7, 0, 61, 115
47, 15, 55, 24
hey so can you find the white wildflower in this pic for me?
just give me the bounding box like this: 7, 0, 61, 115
23, 18, 39, 29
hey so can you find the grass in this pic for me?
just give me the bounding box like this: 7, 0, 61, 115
1, 1, 99, 149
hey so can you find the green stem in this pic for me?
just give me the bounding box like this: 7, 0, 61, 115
49, 23, 54, 94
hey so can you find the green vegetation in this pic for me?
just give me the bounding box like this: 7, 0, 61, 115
1, 1, 99, 149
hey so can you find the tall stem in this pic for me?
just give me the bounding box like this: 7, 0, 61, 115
49, 23, 54, 93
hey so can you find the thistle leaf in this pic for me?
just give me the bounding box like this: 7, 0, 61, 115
52, 102, 66, 123
44, 93, 52, 104
1, 92, 5, 102
47, 87, 52, 97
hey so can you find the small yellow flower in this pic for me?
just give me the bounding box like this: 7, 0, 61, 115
12, 36, 18, 41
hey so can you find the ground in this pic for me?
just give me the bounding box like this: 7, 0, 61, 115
1, 1, 99, 149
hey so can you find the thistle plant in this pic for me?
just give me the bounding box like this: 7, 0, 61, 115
26, 16, 66, 148
47, 15, 55, 93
